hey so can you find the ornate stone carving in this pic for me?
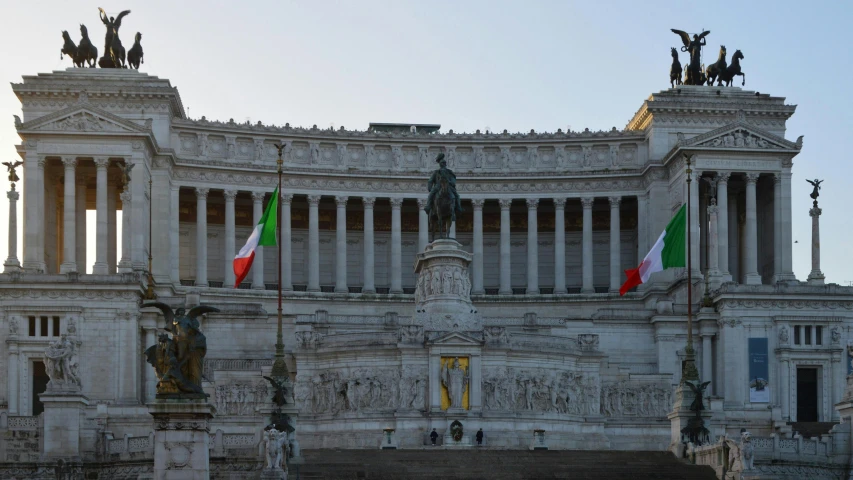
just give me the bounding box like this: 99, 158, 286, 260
600, 381, 671, 417
295, 331, 323, 349
831, 326, 841, 345
294, 367, 418, 414
577, 334, 600, 351
214, 381, 269, 416
398, 325, 424, 344
698, 129, 779, 149
44, 334, 82, 390
778, 325, 789, 345
482, 367, 599, 415
483, 326, 509, 345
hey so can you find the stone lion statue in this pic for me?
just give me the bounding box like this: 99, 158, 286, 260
740, 431, 754, 470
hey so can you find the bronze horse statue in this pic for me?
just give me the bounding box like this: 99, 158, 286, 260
669, 47, 682, 88
60, 31, 78, 64
720, 50, 745, 86
429, 175, 455, 239
75, 25, 98, 68
705, 45, 727, 86
127, 32, 143, 69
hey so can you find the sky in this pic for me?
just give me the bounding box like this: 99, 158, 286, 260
1, 1, 852, 282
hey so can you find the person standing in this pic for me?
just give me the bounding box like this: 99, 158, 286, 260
430, 428, 438, 446
476, 428, 484, 446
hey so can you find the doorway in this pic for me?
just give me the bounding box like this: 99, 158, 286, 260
796, 367, 819, 422
32, 360, 49, 416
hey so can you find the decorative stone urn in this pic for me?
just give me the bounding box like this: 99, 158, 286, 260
414, 239, 481, 332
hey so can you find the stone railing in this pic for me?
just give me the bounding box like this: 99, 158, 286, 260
103, 432, 155, 460
0, 414, 42, 462
690, 432, 848, 479
208, 430, 260, 458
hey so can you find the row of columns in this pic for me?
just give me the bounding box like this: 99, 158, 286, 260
20, 156, 132, 275
189, 190, 627, 293
702, 171, 794, 286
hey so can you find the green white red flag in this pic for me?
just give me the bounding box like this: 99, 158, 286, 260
233, 188, 278, 287
619, 204, 686, 295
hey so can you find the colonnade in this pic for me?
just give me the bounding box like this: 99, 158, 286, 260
185, 190, 630, 294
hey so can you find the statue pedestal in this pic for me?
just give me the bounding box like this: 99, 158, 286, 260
414, 239, 481, 331
442, 433, 472, 448
149, 398, 215, 480
530, 430, 549, 450
667, 382, 712, 458
39, 386, 88, 460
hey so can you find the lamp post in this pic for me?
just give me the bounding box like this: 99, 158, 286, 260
683, 154, 700, 383
271, 143, 289, 380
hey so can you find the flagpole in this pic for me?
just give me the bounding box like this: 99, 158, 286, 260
272, 143, 288, 379
683, 154, 699, 382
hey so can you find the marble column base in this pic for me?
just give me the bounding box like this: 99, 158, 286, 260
39, 387, 89, 460
149, 398, 215, 480
807, 271, 825, 285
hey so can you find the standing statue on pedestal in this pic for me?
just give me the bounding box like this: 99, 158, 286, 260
671, 29, 710, 86
807, 178, 823, 206
441, 357, 469, 409
425, 152, 463, 239
44, 334, 82, 390
142, 303, 219, 396
97, 7, 131, 68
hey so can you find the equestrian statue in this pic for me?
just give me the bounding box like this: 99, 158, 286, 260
719, 49, 745, 86
705, 45, 727, 86
669, 47, 682, 88
97, 7, 131, 68
425, 152, 463, 240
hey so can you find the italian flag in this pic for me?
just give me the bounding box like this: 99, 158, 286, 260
233, 188, 278, 287
619, 204, 686, 295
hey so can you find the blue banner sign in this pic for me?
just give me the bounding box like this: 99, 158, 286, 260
748, 338, 770, 403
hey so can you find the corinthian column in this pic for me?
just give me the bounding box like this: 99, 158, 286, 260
472, 199, 485, 295
193, 188, 208, 285
281, 193, 293, 291
808, 205, 825, 285
251, 191, 265, 290
609, 196, 621, 293
75, 177, 87, 273
335, 196, 348, 293
553, 198, 566, 294
716, 172, 731, 281
93, 158, 110, 275
417, 198, 429, 252
744, 173, 761, 285
773, 174, 783, 282
223, 190, 237, 287
390, 198, 403, 294
60, 157, 78, 274
363, 197, 376, 294
499, 199, 512, 295
526, 198, 539, 295
4, 184, 21, 272
581, 197, 594, 293
307, 195, 321, 292
23, 156, 46, 273
707, 199, 721, 288
118, 189, 134, 273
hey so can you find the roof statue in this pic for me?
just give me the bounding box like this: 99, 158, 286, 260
669, 29, 746, 87
98, 7, 131, 68
2, 161, 22, 183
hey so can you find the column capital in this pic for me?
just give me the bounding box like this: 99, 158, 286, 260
62, 157, 78, 169
364, 196, 377, 208
37, 156, 47, 168
120, 190, 132, 202
717, 171, 731, 183
580, 197, 594, 209
8, 188, 20, 201
471, 198, 485, 209
553, 197, 566, 208
170, 184, 180, 193
498, 198, 512, 210
280, 192, 294, 205
809, 207, 822, 218
307, 194, 322, 206
389, 197, 404, 209
223, 189, 238, 201
707, 202, 719, 215
335, 195, 349, 207
772, 173, 781, 184
745, 172, 760, 184
94, 157, 110, 168
416, 198, 427, 210
526, 198, 539, 208
608, 196, 621, 208
250, 191, 265, 203
195, 187, 209, 199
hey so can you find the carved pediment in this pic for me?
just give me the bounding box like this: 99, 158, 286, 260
18, 104, 149, 135
680, 120, 801, 152
426, 331, 484, 346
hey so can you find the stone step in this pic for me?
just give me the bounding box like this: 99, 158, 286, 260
296, 449, 718, 479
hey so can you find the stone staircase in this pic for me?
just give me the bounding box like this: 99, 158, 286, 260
295, 449, 719, 479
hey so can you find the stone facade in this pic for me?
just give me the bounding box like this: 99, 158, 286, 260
1, 68, 852, 471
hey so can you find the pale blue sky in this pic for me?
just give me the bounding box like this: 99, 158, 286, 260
1, 1, 851, 282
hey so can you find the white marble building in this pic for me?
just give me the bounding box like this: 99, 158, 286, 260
2, 68, 853, 469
